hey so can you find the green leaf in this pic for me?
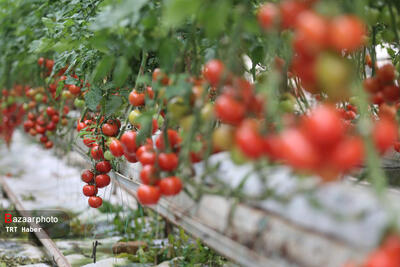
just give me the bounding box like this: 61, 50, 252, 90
159, 38, 180, 70
91, 55, 115, 82
113, 57, 131, 87
136, 112, 153, 145
201, 0, 230, 38
84, 86, 103, 111
105, 94, 123, 115
165, 74, 191, 99
163, 0, 201, 27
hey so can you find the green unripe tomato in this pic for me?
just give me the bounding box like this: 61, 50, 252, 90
104, 150, 114, 161
365, 7, 380, 25
22, 103, 29, 111
230, 146, 248, 165
200, 103, 214, 121
279, 99, 294, 113
180, 115, 195, 132
46, 131, 54, 136
1, 102, 7, 109
74, 98, 85, 109
167, 97, 190, 122
128, 109, 141, 126
34, 93, 43, 102
7, 96, 15, 105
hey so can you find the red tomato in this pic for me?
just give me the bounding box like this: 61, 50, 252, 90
91, 145, 104, 161
152, 68, 170, 85
109, 139, 124, 157
46, 107, 57, 117
45, 59, 54, 70
95, 174, 111, 188
81, 170, 94, 183
137, 185, 161, 205
40, 135, 48, 143
52, 115, 60, 123
136, 144, 153, 159
363, 77, 381, 94
159, 176, 182, 196
129, 90, 145, 106
329, 136, 364, 172
88, 196, 102, 208
63, 106, 69, 115
83, 185, 97, 197
373, 117, 398, 154
382, 85, 400, 102
120, 131, 138, 153
102, 122, 118, 136
295, 11, 328, 54
77, 121, 87, 132
38, 57, 44, 66
215, 94, 245, 125
146, 86, 154, 99
279, 128, 319, 170
138, 151, 157, 165
83, 137, 96, 147
155, 129, 181, 151
328, 15, 366, 52
36, 125, 46, 134
365, 249, 398, 267
301, 105, 344, 149
140, 165, 158, 185
68, 84, 81, 95
158, 152, 179, 171
45, 141, 53, 149
46, 122, 56, 131
280, 0, 307, 29
95, 161, 112, 173
203, 59, 225, 87
377, 64, 396, 85
124, 152, 138, 163
235, 119, 264, 159
395, 142, 400, 153
152, 118, 158, 134
257, 3, 278, 30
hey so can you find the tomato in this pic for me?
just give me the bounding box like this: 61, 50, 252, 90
95, 160, 112, 173
109, 139, 124, 157
159, 176, 182, 196
395, 142, 400, 153
279, 128, 319, 170
203, 59, 225, 87
95, 174, 111, 188
151, 118, 158, 134
257, 3, 278, 30
128, 109, 141, 126
372, 92, 385, 106
129, 90, 145, 106
138, 150, 157, 165
290, 54, 317, 92
152, 68, 170, 85
295, 11, 328, 54
214, 94, 245, 125
155, 129, 181, 151
51, 114, 59, 123
146, 86, 154, 99
235, 120, 264, 159
91, 145, 104, 161
377, 64, 396, 85
35, 124, 46, 134
383, 235, 400, 262
136, 144, 153, 159
40, 135, 48, 143
88, 196, 102, 208
329, 136, 364, 172
137, 185, 161, 205
382, 85, 400, 102
46, 122, 56, 131
120, 131, 138, 153
102, 122, 118, 136
373, 117, 398, 154
279, 0, 307, 29
124, 152, 138, 163
83, 185, 97, 197
45, 59, 54, 70
158, 152, 179, 171
212, 125, 234, 151
140, 165, 158, 185
38, 57, 44, 66
83, 137, 96, 147
46, 107, 57, 117
68, 84, 81, 95
45, 140, 53, 149
328, 15, 366, 52
365, 249, 398, 267
363, 77, 381, 94
301, 105, 344, 149
77, 121, 86, 132
81, 170, 94, 183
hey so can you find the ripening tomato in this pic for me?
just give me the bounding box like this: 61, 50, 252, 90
159, 176, 182, 196
377, 64, 396, 85
120, 131, 138, 153
45, 141, 53, 149
81, 170, 94, 183
152, 68, 170, 85
235, 119, 264, 159
301, 105, 344, 149
214, 94, 245, 125
328, 15, 366, 52
279, 128, 319, 170
295, 11, 328, 54
363, 77, 381, 94
68, 84, 81, 95
257, 3, 278, 30
91, 145, 104, 161
373, 117, 398, 154
109, 139, 124, 157
102, 122, 118, 136
95, 174, 111, 188
88, 196, 102, 208
158, 152, 179, 171
137, 185, 161, 205
329, 136, 364, 172
280, 0, 307, 29
203, 59, 225, 87
95, 160, 112, 173
138, 150, 157, 165
83, 185, 97, 197
129, 90, 145, 106
140, 165, 158, 185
